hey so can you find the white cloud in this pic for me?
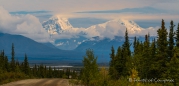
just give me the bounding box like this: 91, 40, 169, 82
80, 19, 158, 40
49, 17, 158, 40
0, 6, 50, 42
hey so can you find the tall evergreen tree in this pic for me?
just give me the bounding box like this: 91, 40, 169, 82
48, 66, 53, 78
122, 28, 131, 57
81, 49, 99, 86
10, 43, 16, 72
132, 38, 142, 76
121, 28, 131, 77
150, 39, 156, 59
4, 56, 9, 72
168, 47, 179, 86
115, 46, 124, 79
23, 54, 29, 75
141, 34, 150, 78
32, 64, 37, 77
133, 36, 137, 54
156, 19, 168, 78
175, 23, 179, 47
168, 20, 175, 59
147, 38, 157, 78
109, 46, 117, 79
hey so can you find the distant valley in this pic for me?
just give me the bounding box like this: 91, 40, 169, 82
0, 16, 158, 65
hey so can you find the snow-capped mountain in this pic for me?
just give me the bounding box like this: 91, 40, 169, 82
42, 16, 73, 35
87, 19, 143, 34
42, 15, 156, 50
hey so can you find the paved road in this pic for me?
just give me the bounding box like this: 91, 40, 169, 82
1, 79, 72, 86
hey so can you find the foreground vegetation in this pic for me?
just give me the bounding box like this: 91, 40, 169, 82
72, 20, 179, 86
0, 44, 77, 84
1, 20, 179, 86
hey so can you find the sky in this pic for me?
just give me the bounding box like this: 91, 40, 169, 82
1, 0, 179, 19
0, 0, 179, 42
1, 0, 179, 21
1, 0, 179, 12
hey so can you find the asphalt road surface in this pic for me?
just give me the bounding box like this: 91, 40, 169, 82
1, 79, 72, 86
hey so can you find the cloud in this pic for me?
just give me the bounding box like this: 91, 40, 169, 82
1, 0, 178, 13
76, 7, 169, 14
83, 19, 158, 39
10, 10, 51, 15
0, 6, 50, 42
67, 13, 179, 22
48, 17, 158, 40
1, 0, 178, 23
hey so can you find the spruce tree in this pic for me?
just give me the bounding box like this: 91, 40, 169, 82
10, 43, 16, 72
133, 36, 137, 54
168, 20, 175, 59
132, 38, 142, 77
175, 23, 179, 47
115, 46, 124, 79
33, 64, 37, 77
23, 54, 29, 75
122, 28, 131, 57
4, 56, 9, 72
168, 47, 179, 86
48, 66, 53, 78
141, 34, 150, 78
109, 46, 117, 79
81, 49, 99, 86
156, 19, 168, 78
147, 38, 157, 78
150, 39, 156, 59
121, 28, 131, 77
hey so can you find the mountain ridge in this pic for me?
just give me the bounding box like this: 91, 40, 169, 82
42, 16, 157, 50
0, 32, 83, 60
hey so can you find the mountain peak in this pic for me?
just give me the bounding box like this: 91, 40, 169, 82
53, 15, 73, 30
42, 17, 157, 50
42, 15, 73, 35
87, 19, 143, 35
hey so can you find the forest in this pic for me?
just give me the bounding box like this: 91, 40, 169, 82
0, 19, 179, 86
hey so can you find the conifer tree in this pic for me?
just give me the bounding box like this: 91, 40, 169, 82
122, 28, 131, 57
156, 19, 168, 78
4, 56, 9, 72
141, 34, 150, 78
10, 43, 16, 72
121, 28, 131, 77
23, 54, 29, 75
132, 38, 142, 76
175, 23, 179, 47
133, 36, 137, 54
81, 49, 99, 86
109, 46, 117, 79
168, 47, 179, 86
48, 66, 53, 78
33, 64, 37, 77
147, 38, 157, 78
150, 39, 156, 59
168, 20, 175, 59
115, 46, 124, 79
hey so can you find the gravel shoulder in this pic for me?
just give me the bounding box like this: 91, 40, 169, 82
0, 78, 72, 86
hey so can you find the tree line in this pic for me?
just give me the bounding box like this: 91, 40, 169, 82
79, 20, 179, 86
0, 43, 77, 84
1, 19, 179, 86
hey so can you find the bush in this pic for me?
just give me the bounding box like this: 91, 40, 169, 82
0, 72, 29, 85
